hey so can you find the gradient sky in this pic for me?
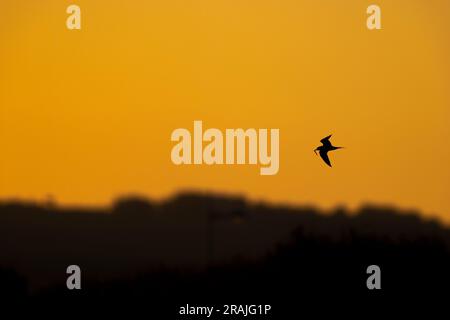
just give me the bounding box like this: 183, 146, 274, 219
1, 0, 450, 223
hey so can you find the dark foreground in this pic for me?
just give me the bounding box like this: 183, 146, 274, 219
1, 193, 449, 316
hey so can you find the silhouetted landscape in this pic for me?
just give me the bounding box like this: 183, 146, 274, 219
1, 192, 449, 314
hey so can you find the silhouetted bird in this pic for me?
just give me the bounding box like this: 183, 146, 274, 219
314, 135, 343, 167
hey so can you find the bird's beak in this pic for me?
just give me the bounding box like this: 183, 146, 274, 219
314, 148, 318, 155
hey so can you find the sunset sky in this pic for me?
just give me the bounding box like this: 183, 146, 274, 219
1, 0, 450, 223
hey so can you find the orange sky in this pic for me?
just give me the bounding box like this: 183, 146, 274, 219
1, 0, 450, 223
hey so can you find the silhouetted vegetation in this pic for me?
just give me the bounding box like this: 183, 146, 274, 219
0, 192, 449, 313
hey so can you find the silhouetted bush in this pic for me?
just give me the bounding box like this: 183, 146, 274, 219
0, 192, 449, 311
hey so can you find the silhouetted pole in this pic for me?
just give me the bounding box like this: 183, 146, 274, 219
206, 211, 214, 268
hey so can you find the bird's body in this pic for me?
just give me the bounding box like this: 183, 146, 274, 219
314, 135, 343, 167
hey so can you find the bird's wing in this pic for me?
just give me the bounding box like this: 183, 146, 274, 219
320, 134, 332, 147
319, 150, 332, 167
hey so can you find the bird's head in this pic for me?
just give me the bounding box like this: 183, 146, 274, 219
314, 147, 320, 155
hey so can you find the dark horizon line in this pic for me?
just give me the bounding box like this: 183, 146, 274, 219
0, 190, 446, 226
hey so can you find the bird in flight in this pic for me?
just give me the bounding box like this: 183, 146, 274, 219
314, 134, 343, 167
